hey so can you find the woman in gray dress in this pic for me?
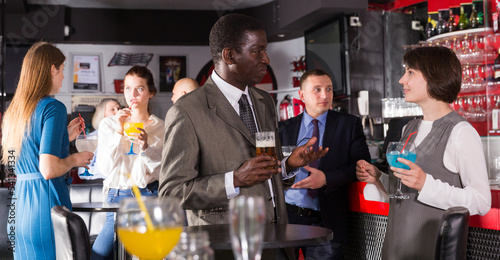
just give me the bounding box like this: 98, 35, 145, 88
356, 46, 491, 259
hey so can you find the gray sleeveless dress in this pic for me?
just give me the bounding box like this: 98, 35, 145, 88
382, 111, 466, 260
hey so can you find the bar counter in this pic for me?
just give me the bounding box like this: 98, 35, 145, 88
344, 182, 500, 259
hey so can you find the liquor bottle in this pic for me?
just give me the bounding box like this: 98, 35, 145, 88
494, 48, 500, 82
436, 11, 447, 35
494, 11, 500, 33
458, 5, 468, 30
470, 3, 479, 28
448, 9, 456, 32
425, 15, 434, 38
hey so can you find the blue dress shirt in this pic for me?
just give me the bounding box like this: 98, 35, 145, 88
284, 111, 328, 211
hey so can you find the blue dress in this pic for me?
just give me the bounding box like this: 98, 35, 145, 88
12, 97, 71, 260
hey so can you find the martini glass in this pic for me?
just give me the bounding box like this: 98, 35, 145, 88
386, 141, 416, 200
75, 134, 97, 176
124, 120, 143, 156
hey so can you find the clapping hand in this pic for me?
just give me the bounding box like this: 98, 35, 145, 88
291, 166, 326, 189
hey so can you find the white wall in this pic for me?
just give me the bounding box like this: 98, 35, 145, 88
267, 37, 304, 102
54, 37, 304, 119
54, 43, 212, 119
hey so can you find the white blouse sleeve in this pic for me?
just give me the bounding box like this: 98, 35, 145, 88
417, 122, 491, 215
138, 116, 164, 181
96, 116, 124, 177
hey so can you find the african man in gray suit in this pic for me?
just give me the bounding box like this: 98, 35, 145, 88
160, 14, 327, 259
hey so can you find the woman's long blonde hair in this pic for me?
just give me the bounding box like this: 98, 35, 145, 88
1, 42, 65, 164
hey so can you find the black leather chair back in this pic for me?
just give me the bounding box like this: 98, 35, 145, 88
51, 205, 91, 260
435, 206, 470, 260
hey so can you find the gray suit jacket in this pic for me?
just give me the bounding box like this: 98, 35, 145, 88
160, 77, 290, 227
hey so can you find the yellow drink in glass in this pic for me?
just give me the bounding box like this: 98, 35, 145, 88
123, 122, 143, 155
118, 226, 183, 260
124, 122, 144, 136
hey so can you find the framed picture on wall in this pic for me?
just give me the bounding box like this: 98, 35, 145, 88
159, 56, 187, 92
71, 53, 103, 92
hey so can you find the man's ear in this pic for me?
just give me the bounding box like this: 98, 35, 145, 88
298, 89, 305, 101
222, 48, 233, 65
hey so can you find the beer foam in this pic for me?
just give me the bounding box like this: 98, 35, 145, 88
256, 140, 275, 147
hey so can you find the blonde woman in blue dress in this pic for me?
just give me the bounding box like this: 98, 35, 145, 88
1, 42, 94, 259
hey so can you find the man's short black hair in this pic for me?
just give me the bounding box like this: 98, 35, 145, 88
209, 13, 265, 66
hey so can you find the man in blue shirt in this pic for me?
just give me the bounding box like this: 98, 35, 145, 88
279, 69, 370, 259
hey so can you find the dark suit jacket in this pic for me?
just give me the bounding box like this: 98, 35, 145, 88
279, 110, 370, 244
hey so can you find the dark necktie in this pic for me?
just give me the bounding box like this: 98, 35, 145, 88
308, 119, 319, 198
238, 94, 257, 136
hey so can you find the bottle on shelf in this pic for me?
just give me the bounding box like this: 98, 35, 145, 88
494, 11, 500, 33
458, 5, 468, 30
448, 9, 456, 32
425, 15, 434, 38
436, 11, 447, 35
470, 3, 479, 28
494, 48, 500, 82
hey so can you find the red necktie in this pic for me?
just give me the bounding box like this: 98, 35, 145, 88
308, 119, 319, 198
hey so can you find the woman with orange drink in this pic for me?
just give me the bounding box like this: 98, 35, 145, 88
91, 66, 164, 260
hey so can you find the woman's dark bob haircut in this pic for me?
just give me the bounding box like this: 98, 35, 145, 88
403, 46, 462, 104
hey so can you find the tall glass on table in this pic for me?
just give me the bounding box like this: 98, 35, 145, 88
229, 195, 266, 260
124, 118, 143, 156
386, 141, 417, 199
116, 197, 184, 260
75, 134, 97, 176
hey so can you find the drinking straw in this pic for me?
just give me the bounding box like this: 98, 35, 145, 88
125, 173, 155, 231
78, 113, 86, 139
402, 131, 417, 152
131, 185, 155, 231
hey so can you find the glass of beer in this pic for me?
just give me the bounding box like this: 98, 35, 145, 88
256, 131, 277, 170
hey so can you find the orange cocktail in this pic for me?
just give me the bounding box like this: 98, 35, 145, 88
116, 197, 184, 260
124, 122, 143, 136
117, 226, 183, 259
123, 122, 143, 155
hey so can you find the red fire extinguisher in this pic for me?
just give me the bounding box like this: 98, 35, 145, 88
279, 95, 293, 121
